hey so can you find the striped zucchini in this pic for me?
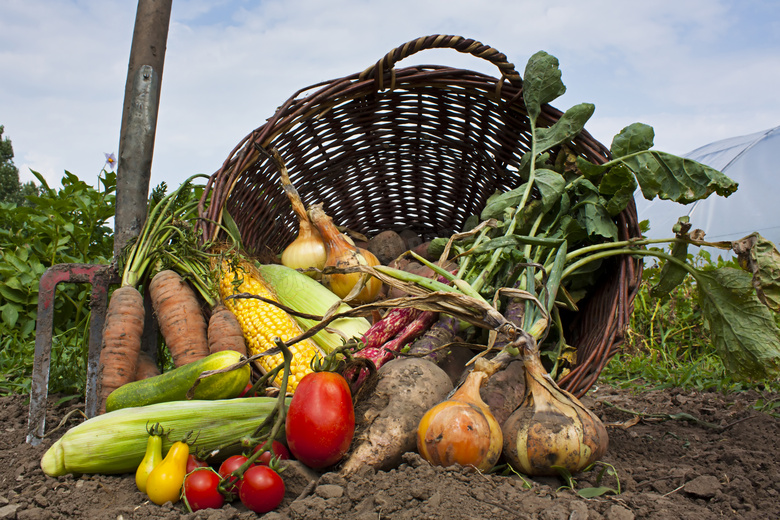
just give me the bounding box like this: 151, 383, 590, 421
105, 350, 250, 413
41, 397, 286, 477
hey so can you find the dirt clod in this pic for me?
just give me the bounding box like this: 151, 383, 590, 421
684, 475, 722, 498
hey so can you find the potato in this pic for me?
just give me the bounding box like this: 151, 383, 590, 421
339, 358, 453, 475
367, 230, 407, 265
412, 240, 434, 261
399, 229, 423, 250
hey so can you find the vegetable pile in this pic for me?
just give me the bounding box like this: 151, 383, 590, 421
38, 49, 780, 515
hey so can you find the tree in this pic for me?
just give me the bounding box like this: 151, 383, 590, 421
0, 125, 40, 205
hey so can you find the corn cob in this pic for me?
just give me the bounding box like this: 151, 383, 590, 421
218, 261, 323, 391
256, 263, 370, 353
41, 397, 282, 477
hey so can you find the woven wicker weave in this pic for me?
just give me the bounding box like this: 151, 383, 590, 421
199, 35, 642, 396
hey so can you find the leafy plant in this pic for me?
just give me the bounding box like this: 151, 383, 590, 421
0, 168, 115, 395
753, 396, 780, 418
0, 125, 41, 206
549, 462, 620, 497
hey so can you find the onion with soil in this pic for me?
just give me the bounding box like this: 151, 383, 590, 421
502, 333, 609, 476
309, 202, 382, 304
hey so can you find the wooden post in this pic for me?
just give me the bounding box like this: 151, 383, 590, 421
114, 0, 173, 258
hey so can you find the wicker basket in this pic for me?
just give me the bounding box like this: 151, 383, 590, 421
199, 35, 642, 396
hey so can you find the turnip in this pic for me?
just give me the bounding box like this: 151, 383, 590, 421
339, 357, 453, 475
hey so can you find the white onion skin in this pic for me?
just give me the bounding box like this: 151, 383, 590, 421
309, 203, 382, 304
281, 227, 327, 277
278, 160, 328, 278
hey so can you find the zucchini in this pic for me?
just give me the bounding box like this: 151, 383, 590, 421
105, 350, 250, 412
41, 397, 285, 476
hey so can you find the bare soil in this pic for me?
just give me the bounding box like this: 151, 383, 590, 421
2, 383, 778, 520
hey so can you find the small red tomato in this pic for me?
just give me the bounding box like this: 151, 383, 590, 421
252, 441, 290, 466
183, 468, 224, 512
284, 371, 355, 469
218, 455, 253, 493
239, 465, 285, 513
186, 454, 208, 473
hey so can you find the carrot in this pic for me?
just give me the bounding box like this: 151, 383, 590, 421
134, 350, 161, 380
97, 176, 210, 413
208, 303, 247, 355
149, 269, 210, 367
97, 285, 145, 413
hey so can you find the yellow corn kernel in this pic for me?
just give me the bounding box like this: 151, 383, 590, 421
218, 262, 322, 391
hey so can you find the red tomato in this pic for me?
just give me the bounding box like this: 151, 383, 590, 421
284, 371, 355, 469
252, 441, 290, 466
218, 455, 253, 493
186, 454, 208, 473
238, 465, 285, 513
183, 468, 224, 512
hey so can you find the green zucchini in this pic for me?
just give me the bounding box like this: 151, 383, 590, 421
105, 350, 250, 412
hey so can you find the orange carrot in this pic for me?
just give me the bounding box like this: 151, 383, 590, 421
149, 269, 210, 367
97, 285, 145, 413
209, 303, 246, 356
208, 303, 247, 356
134, 350, 161, 380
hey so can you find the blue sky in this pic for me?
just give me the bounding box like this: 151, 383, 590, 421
2, 0, 779, 192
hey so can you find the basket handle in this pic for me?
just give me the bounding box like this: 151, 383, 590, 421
359, 34, 523, 89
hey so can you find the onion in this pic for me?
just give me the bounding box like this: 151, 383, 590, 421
308, 203, 382, 304
416, 365, 503, 472
501, 334, 608, 476
276, 150, 327, 277
281, 222, 327, 278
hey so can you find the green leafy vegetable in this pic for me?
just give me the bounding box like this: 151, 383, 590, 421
650, 218, 692, 298
610, 122, 655, 157
387, 48, 780, 386
597, 164, 637, 216
619, 151, 738, 204
534, 103, 595, 152
522, 51, 566, 121
534, 170, 566, 212
481, 185, 528, 221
